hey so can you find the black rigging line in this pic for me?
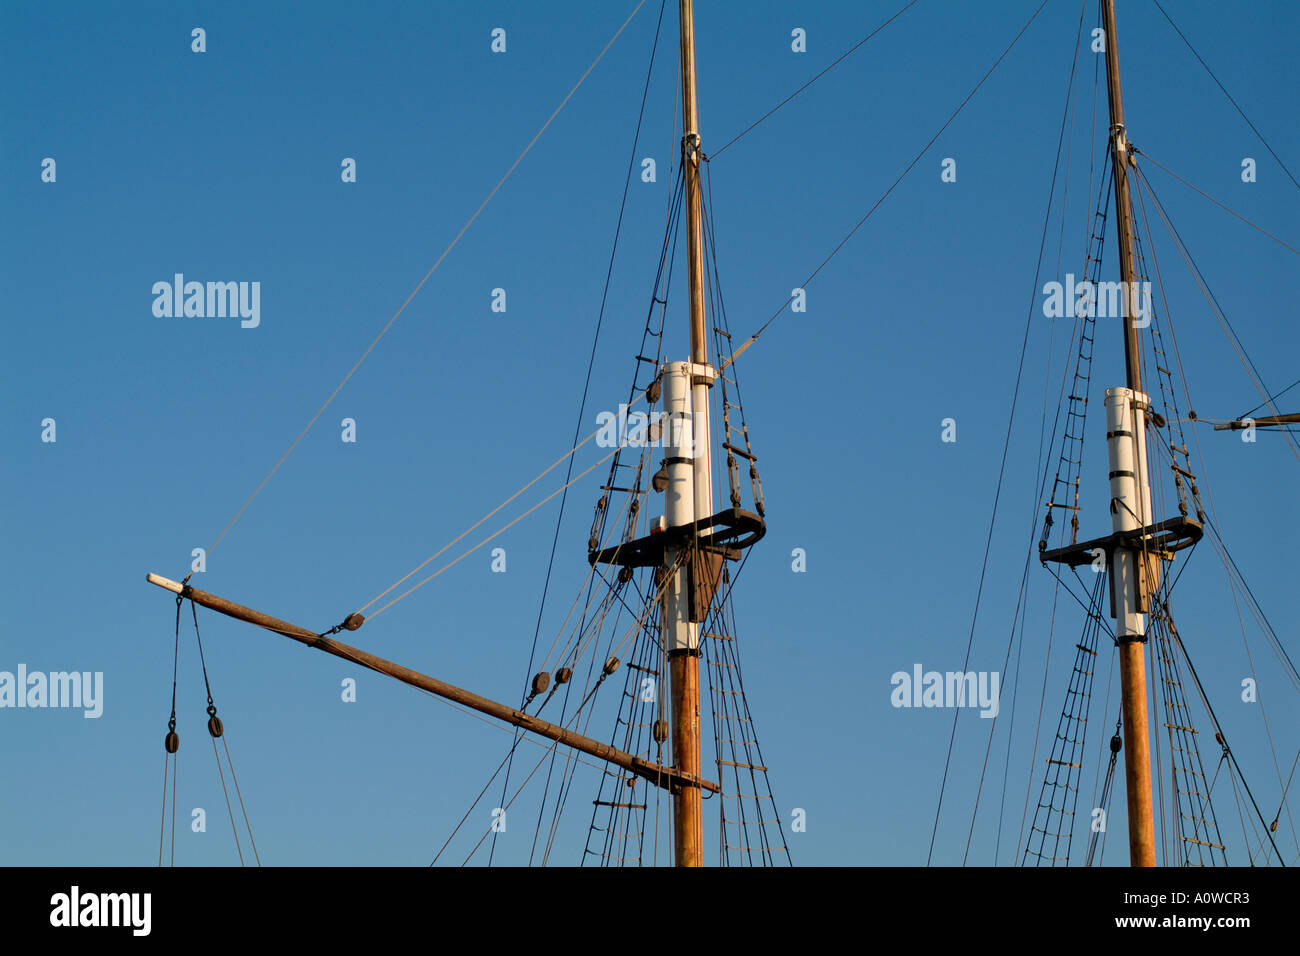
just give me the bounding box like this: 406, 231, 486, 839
1135, 173, 1297, 442
528, 677, 575, 865
198, 1, 649, 562
990, 0, 1091, 867
725, 0, 1051, 373
159, 596, 183, 867
1085, 713, 1123, 866
188, 600, 261, 866
924, 0, 1063, 867
1133, 149, 1299, 254
538, 679, 594, 864
1133, 165, 1300, 467
430, 747, 517, 866
1150, 0, 1300, 192
999, 8, 1104, 864
1162, 602, 1287, 866
1240, 376, 1300, 421
710, 0, 921, 158
492, 0, 669, 866
1203, 517, 1300, 695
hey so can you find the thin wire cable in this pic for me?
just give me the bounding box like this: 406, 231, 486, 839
1133, 165, 1300, 466
517, 0, 668, 689
458, 636, 636, 865
1153, 224, 1300, 860
980, 0, 1089, 866
169, 751, 177, 867
925, 0, 1060, 866
1204, 518, 1300, 693
366, 447, 620, 618
357, 415, 623, 613
723, 0, 1051, 373
157, 755, 168, 866
1164, 604, 1287, 866
415, 685, 606, 774
1005, 7, 1107, 865
1240, 376, 1300, 420
210, 735, 245, 866
1150, 0, 1299, 192
1137, 156, 1300, 852
220, 735, 261, 866
201, 0, 649, 561
711, 0, 922, 158
159, 596, 183, 866
1134, 149, 1299, 254
430, 746, 519, 866
495, 2, 670, 864
188, 600, 261, 864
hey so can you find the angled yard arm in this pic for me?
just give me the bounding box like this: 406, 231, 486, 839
146, 573, 716, 795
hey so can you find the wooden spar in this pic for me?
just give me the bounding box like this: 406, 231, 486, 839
145, 573, 718, 795
680, 0, 707, 368
1101, 0, 1156, 868
673, 0, 706, 868
147, 573, 347, 642
1102, 0, 1144, 394
1213, 412, 1300, 430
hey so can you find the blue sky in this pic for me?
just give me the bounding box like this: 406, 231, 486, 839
2, 0, 1297, 867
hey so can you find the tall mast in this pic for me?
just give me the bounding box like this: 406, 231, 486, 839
1103, 0, 1144, 392
680, 0, 708, 366
1101, 0, 1157, 867
665, 0, 710, 867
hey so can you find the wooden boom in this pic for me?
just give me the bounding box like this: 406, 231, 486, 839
146, 573, 717, 795
1213, 412, 1300, 430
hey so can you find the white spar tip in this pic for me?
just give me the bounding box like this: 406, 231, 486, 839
146, 572, 184, 594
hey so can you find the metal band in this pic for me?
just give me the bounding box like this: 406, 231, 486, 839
1109, 470, 1135, 480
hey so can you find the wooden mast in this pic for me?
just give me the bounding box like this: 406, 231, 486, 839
671, 0, 708, 868
1101, 0, 1157, 868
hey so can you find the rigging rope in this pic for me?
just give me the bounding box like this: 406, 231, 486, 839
984, 2, 1092, 867
433, 501, 672, 864
430, 745, 521, 866
364, 446, 621, 618
200, 0, 650, 563
497, 0, 670, 863
158, 593, 183, 867
1133, 149, 1299, 254
1150, 0, 1300, 192
924, 0, 1063, 866
357, 415, 628, 614
1084, 714, 1122, 866
530, 677, 576, 865
1126, 165, 1299, 857
722, 0, 1051, 374
529, 500, 650, 864
1203, 519, 1300, 695
1132, 165, 1300, 467
457, 606, 643, 866
518, 0, 668, 699
997, 2, 1101, 865
1162, 600, 1287, 866
1239, 376, 1300, 422
189, 600, 261, 866
710, 0, 921, 159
